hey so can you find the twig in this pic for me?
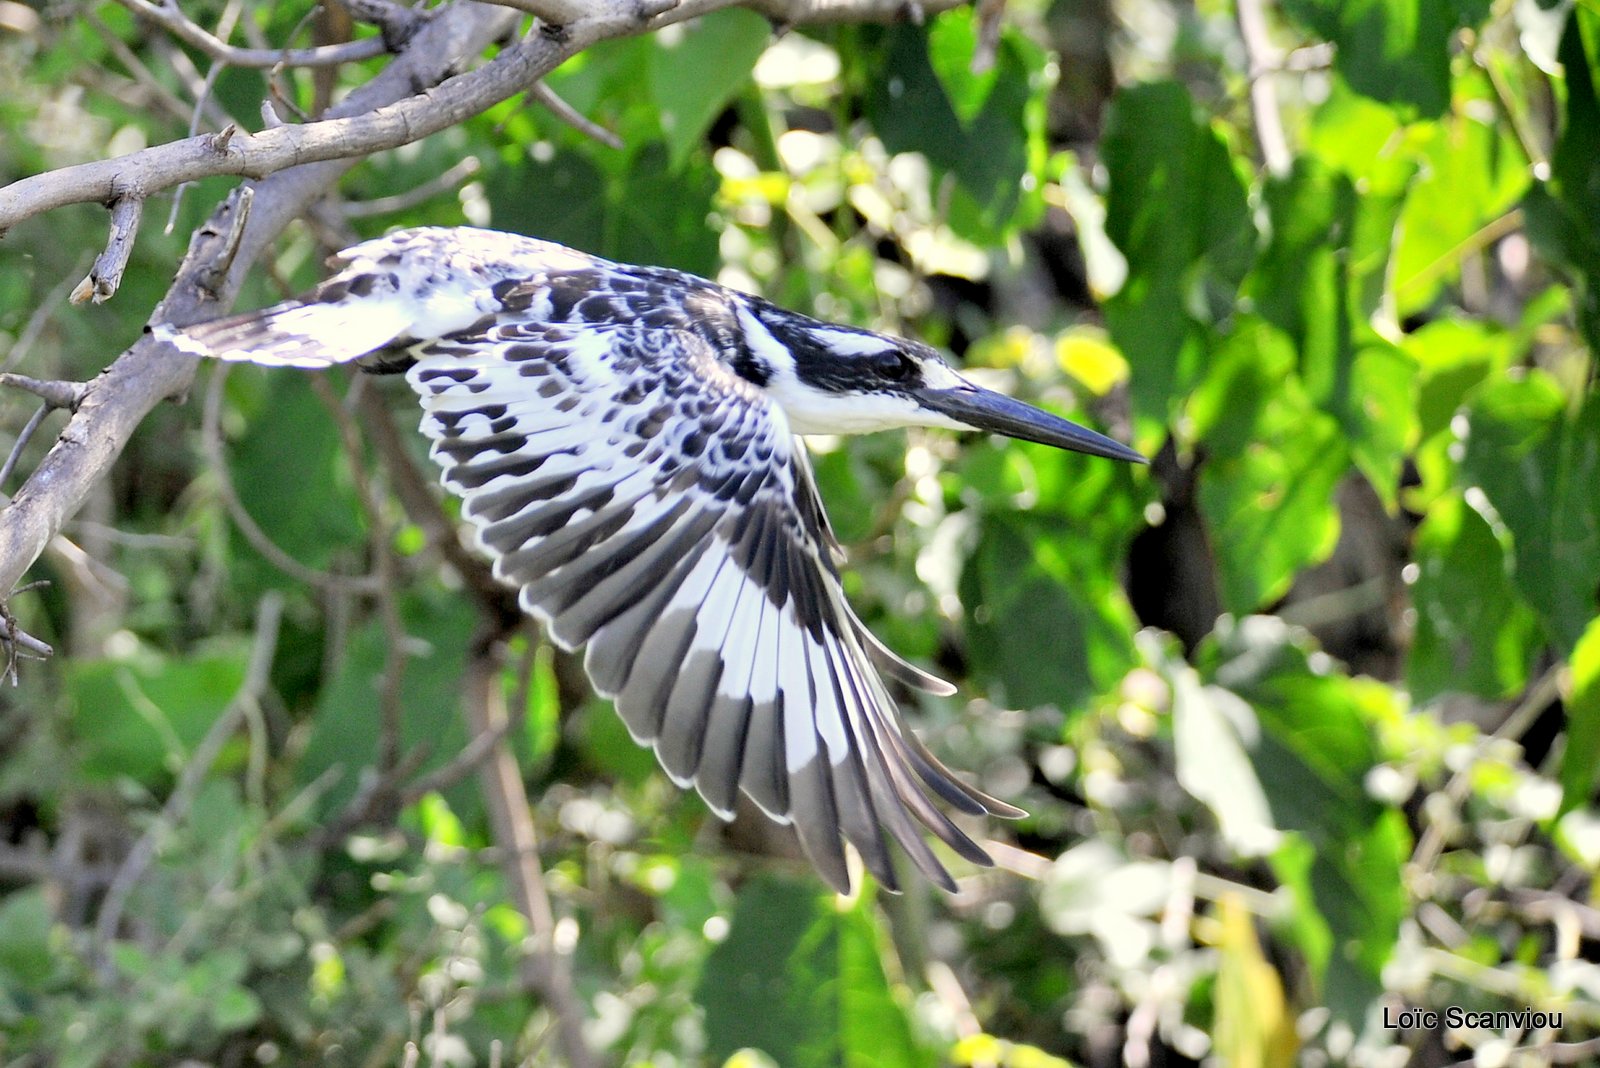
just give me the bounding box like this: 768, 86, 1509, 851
0, 0, 965, 232
201, 363, 385, 596
114, 0, 390, 68
0, 585, 53, 682
1410, 664, 1565, 876
92, 591, 284, 968
163, 0, 238, 236
970, 0, 1004, 74
84, 12, 202, 125
466, 628, 597, 1068
402, 633, 537, 804
2, 252, 93, 372
0, 406, 50, 490
528, 83, 623, 149
342, 156, 485, 217
0, 373, 88, 412
1236, 0, 1290, 176
70, 196, 146, 306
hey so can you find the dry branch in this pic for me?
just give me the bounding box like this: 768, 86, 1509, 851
0, 0, 960, 607
115, 0, 393, 68
0, 1, 518, 603
71, 196, 146, 305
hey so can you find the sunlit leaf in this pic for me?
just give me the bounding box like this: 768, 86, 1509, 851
1560, 616, 1600, 817
1196, 617, 1406, 1024
864, 19, 1050, 243
926, 8, 1000, 124
1187, 323, 1345, 613
1101, 81, 1252, 426
1522, 6, 1600, 350
1407, 493, 1541, 702
1212, 895, 1299, 1068
1459, 375, 1600, 653
1282, 0, 1492, 117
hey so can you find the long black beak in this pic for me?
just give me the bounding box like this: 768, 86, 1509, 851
916, 385, 1147, 464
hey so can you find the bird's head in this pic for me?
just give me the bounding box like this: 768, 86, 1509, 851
738, 299, 1146, 465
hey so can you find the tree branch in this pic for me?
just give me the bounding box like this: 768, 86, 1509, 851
115, 0, 394, 68
70, 195, 146, 305
465, 626, 596, 1068
0, 0, 969, 616
0, 0, 963, 233
0, 2, 519, 600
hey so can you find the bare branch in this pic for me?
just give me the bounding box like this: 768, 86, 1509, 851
114, 0, 392, 68
0, 0, 961, 233
0, 373, 89, 412
92, 592, 284, 966
0, 407, 50, 490
466, 629, 597, 1068
0, 3, 519, 601
342, 155, 484, 217
1236, 0, 1290, 176
70, 196, 147, 306
529, 83, 623, 150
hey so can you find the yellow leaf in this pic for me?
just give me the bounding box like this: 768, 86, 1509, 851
1055, 330, 1129, 395
1212, 894, 1298, 1068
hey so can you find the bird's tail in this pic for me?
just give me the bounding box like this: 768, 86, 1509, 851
153, 274, 416, 370
152, 227, 518, 369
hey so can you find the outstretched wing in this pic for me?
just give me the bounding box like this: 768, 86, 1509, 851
160, 226, 1022, 892
410, 320, 1018, 892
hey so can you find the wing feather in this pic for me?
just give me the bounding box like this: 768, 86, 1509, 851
174, 232, 1019, 892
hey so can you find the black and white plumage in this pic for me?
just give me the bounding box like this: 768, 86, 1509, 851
157, 227, 1143, 893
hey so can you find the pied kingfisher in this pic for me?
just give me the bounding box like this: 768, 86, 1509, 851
158, 227, 1143, 893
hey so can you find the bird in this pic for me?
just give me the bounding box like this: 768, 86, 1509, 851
155, 226, 1144, 893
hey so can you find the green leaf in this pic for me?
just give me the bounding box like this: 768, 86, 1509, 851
649, 11, 772, 170
0, 889, 55, 988
1281, 0, 1491, 117
1522, 5, 1600, 350
1247, 158, 1415, 502
1459, 375, 1600, 652
926, 9, 1000, 124
1188, 323, 1345, 613
864, 19, 1050, 243
67, 642, 252, 786
1196, 617, 1407, 1024
699, 877, 933, 1068
1101, 82, 1253, 426
301, 589, 476, 818
957, 440, 1142, 711
1391, 78, 1530, 316
1407, 493, 1542, 702
1560, 616, 1600, 817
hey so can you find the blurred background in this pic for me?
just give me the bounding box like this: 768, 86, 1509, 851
1, 0, 1598, 1064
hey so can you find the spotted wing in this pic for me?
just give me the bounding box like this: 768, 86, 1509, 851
411, 321, 1019, 892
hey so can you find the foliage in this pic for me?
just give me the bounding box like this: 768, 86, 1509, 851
2, 0, 1599, 1065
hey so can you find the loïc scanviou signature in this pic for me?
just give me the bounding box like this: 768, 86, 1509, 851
1382, 1005, 1563, 1031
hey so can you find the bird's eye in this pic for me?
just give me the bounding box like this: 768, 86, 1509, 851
870, 349, 918, 382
